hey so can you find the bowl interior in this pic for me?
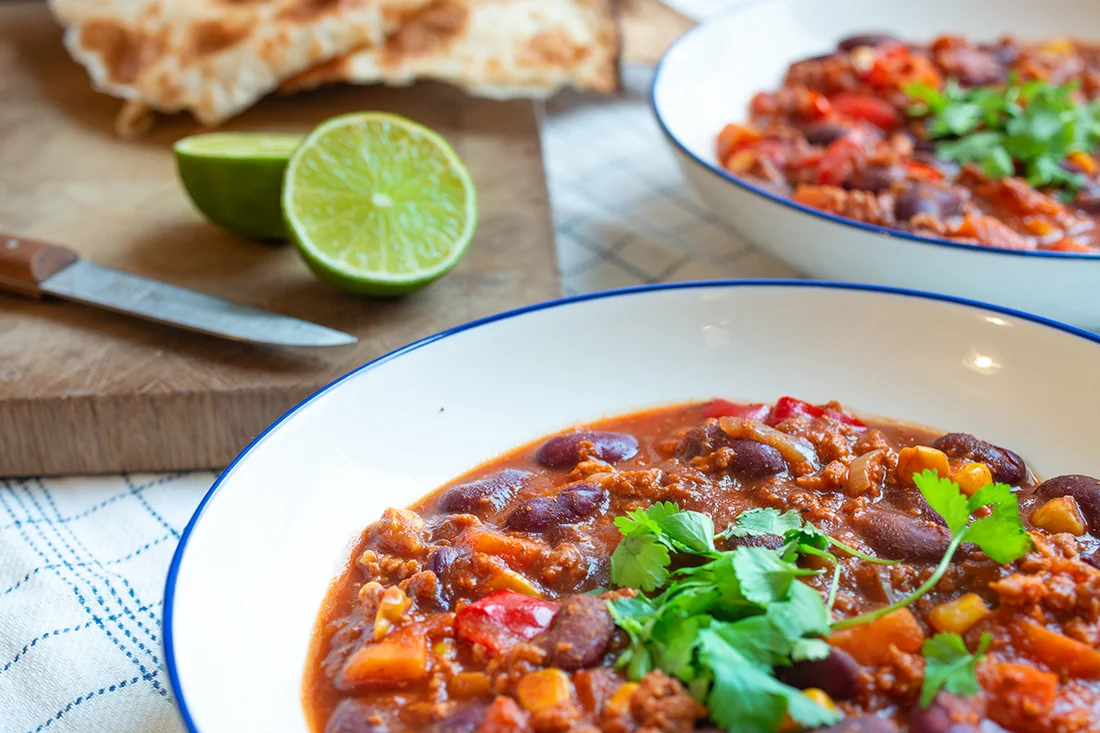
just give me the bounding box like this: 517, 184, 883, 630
167, 283, 1100, 733
654, 0, 1100, 172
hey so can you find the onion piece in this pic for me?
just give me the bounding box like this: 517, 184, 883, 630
718, 417, 819, 469
846, 449, 887, 496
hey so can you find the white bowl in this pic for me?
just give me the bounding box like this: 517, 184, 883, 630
651, 0, 1100, 330
165, 281, 1100, 733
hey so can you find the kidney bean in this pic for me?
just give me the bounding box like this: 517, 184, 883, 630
854, 510, 951, 562
728, 439, 787, 477
441, 469, 531, 516
909, 692, 984, 733
775, 648, 862, 700
895, 183, 965, 222
1074, 195, 1100, 214
505, 483, 607, 532
849, 165, 903, 193
324, 700, 387, 733
536, 594, 615, 670
932, 433, 1027, 485
675, 424, 729, 460
1034, 475, 1100, 531
804, 122, 853, 147
815, 717, 899, 733
536, 431, 639, 468
838, 33, 899, 51
429, 705, 487, 733
427, 546, 460, 577
726, 533, 785, 551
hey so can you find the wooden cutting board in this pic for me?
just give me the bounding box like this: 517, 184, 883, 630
0, 2, 562, 476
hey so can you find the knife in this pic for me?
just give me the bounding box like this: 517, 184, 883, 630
0, 233, 357, 347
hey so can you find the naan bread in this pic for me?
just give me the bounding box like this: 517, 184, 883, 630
49, 0, 431, 126
281, 0, 619, 99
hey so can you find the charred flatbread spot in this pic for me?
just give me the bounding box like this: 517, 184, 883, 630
525, 30, 587, 67
277, 0, 343, 21
188, 19, 251, 59
79, 20, 159, 84
382, 0, 467, 61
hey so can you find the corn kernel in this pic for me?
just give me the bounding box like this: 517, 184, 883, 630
483, 568, 542, 597
433, 638, 457, 659
1069, 151, 1098, 176
897, 446, 951, 484
374, 586, 412, 639
1032, 496, 1087, 536
516, 669, 574, 714
953, 462, 993, 497
1023, 216, 1058, 237
448, 671, 492, 697
605, 682, 639, 717
725, 150, 757, 174
779, 689, 838, 732
1040, 37, 1076, 55
930, 593, 991, 635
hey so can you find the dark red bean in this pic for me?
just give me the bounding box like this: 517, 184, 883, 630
536, 594, 615, 670
814, 717, 899, 733
441, 469, 531, 516
324, 700, 387, 733
838, 33, 899, 51
675, 424, 729, 461
726, 533, 785, 551
804, 122, 853, 147
932, 433, 1027, 485
429, 705, 487, 733
728, 438, 786, 477
775, 648, 862, 700
854, 509, 951, 562
505, 483, 607, 532
1035, 475, 1100, 530
1074, 195, 1100, 214
848, 165, 903, 193
426, 546, 460, 577
909, 692, 984, 733
536, 431, 639, 468
895, 184, 965, 222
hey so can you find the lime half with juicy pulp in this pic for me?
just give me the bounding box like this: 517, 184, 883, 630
174, 132, 302, 240
282, 112, 478, 297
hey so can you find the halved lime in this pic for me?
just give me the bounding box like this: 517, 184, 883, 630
282, 112, 477, 297
175, 132, 302, 240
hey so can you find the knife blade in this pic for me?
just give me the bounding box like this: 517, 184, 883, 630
0, 233, 357, 347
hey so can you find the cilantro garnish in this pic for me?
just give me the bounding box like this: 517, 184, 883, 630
907, 75, 1100, 194
832, 470, 1033, 630
920, 632, 991, 707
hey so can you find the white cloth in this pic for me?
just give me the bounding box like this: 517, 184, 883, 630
0, 7, 792, 729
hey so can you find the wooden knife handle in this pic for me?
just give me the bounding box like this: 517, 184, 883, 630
0, 233, 79, 298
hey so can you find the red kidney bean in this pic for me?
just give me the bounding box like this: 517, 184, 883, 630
909, 692, 984, 733
854, 510, 951, 562
804, 122, 853, 147
675, 424, 729, 461
324, 701, 387, 733
427, 546, 460, 578
505, 483, 607, 532
441, 469, 532, 516
838, 33, 899, 51
848, 165, 903, 193
536, 431, 639, 468
775, 648, 862, 699
536, 594, 615, 670
1034, 475, 1100, 530
815, 718, 899, 733
1074, 195, 1100, 214
674, 425, 785, 477
895, 184, 965, 222
932, 433, 1027, 485
429, 705, 487, 733
726, 533, 785, 551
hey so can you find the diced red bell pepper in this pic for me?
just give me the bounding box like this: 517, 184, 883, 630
750, 91, 778, 117
830, 93, 900, 130
701, 399, 772, 422
905, 160, 945, 182
803, 90, 832, 120
788, 151, 826, 171
816, 138, 862, 186
454, 590, 558, 655
768, 396, 866, 428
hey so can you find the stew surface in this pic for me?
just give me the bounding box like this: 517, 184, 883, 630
304, 397, 1100, 733
717, 34, 1100, 252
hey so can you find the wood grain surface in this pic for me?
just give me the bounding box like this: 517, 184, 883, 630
0, 2, 561, 475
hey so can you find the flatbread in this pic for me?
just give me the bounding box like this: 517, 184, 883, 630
281, 0, 619, 99
48, 0, 432, 126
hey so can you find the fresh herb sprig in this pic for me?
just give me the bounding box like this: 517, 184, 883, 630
920, 631, 992, 707
906, 75, 1100, 194
832, 470, 1033, 630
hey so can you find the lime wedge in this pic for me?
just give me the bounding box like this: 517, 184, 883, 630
282, 112, 477, 297
175, 132, 302, 240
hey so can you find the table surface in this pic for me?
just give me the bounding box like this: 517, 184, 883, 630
0, 2, 793, 731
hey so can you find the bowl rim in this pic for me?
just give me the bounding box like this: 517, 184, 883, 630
163, 278, 1100, 733
649, 0, 1100, 261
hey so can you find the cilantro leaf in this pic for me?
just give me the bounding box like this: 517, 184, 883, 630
661, 510, 717, 554
791, 638, 831, 662
733, 546, 813, 605
914, 469, 971, 534
920, 632, 991, 707
610, 535, 671, 591
614, 501, 681, 538
650, 612, 705, 681
708, 616, 792, 668
767, 579, 832, 641
966, 483, 1035, 563
728, 507, 805, 538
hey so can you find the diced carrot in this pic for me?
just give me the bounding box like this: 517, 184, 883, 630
952, 462, 993, 497
952, 214, 1033, 250
516, 669, 575, 714
1069, 151, 1097, 176
930, 594, 991, 635
479, 696, 532, 733
829, 608, 925, 665
1015, 621, 1100, 677
896, 446, 951, 484
574, 669, 620, 714
341, 625, 429, 688
905, 160, 944, 182
464, 527, 544, 568
978, 661, 1057, 728
717, 124, 764, 161
449, 672, 492, 697
1048, 237, 1096, 253
779, 689, 838, 732
1031, 497, 1087, 536
605, 682, 639, 718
